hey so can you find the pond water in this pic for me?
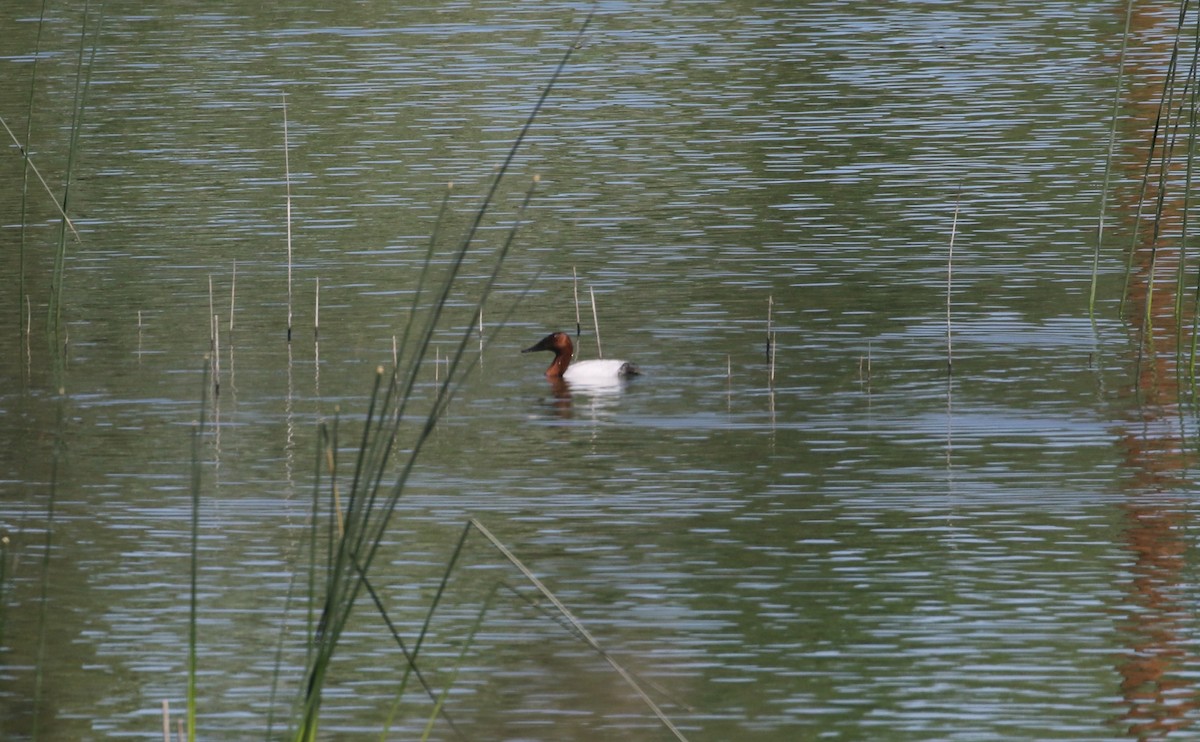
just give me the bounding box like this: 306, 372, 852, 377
2, 1, 1197, 740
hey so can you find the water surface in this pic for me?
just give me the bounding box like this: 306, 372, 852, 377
1, 1, 1195, 740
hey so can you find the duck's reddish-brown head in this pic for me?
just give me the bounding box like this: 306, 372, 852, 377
522, 332, 574, 377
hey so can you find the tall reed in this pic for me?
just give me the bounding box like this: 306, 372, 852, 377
573, 266, 582, 341
1090, 0, 1135, 319
766, 295, 775, 384
947, 189, 960, 376
32, 393, 68, 740
187, 360, 210, 741
283, 91, 294, 342
17, 0, 50, 344
0, 535, 8, 648
1104, 3, 1200, 389
1118, 0, 1191, 375
49, 2, 104, 344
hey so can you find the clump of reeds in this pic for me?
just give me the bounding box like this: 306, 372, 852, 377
289, 13, 595, 740
1094, 0, 1200, 388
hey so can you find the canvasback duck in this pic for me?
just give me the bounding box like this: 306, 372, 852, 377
522, 331, 640, 381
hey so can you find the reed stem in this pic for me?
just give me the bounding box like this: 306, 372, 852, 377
207, 276, 214, 346
418, 583, 497, 742
213, 316, 221, 398
0, 535, 8, 649
229, 261, 236, 333
1090, 0, 1135, 319
284, 91, 294, 343
766, 296, 775, 384
48, 1, 103, 341
590, 286, 602, 358
947, 189, 960, 376
188, 358, 210, 742
573, 266, 582, 341
17, 0, 49, 343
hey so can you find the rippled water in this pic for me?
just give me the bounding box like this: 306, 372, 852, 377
2, 1, 1197, 739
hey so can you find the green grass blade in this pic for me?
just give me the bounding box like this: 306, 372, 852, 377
418, 583, 498, 742
188, 358, 210, 741
1090, 0, 1134, 319
468, 518, 691, 741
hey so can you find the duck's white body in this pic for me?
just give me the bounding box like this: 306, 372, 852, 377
563, 359, 638, 382
523, 332, 640, 383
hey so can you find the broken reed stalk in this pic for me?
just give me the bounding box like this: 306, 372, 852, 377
207, 276, 214, 346
590, 286, 602, 358
1090, 0, 1135, 319
314, 277, 320, 340
947, 189, 960, 376
859, 340, 872, 384
213, 316, 221, 397
208, 277, 220, 396
229, 260, 236, 333
766, 295, 775, 384
283, 91, 294, 343
573, 266, 582, 341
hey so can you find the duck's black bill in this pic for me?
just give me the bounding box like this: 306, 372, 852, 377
522, 335, 554, 354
